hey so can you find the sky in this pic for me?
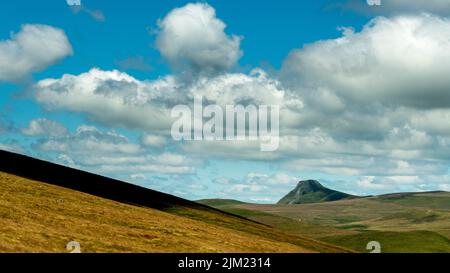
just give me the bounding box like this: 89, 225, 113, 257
1, 0, 450, 203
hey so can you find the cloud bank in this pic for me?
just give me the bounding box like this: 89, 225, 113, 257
3, 3, 447, 199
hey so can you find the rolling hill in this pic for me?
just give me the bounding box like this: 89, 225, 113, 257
277, 180, 357, 204
202, 191, 450, 253
0, 150, 349, 253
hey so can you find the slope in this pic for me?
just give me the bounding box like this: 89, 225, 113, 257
205, 193, 450, 252
0, 150, 349, 253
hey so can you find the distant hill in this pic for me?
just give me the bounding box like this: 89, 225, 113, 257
197, 199, 246, 207
0, 150, 348, 253
205, 190, 450, 253
277, 180, 357, 204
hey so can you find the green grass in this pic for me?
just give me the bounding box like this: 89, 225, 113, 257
197, 199, 246, 207
323, 231, 450, 253
211, 207, 357, 241
338, 224, 369, 230
203, 192, 450, 253
333, 216, 362, 224
378, 193, 450, 209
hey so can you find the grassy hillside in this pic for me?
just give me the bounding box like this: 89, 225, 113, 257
0, 170, 351, 253
0, 150, 353, 253
205, 193, 450, 253
198, 199, 246, 207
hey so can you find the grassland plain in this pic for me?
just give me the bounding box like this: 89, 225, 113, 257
199, 193, 450, 253
0, 172, 350, 253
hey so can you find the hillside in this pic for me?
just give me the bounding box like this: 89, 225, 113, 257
197, 199, 247, 207
206, 192, 450, 253
277, 180, 357, 204
0, 150, 349, 253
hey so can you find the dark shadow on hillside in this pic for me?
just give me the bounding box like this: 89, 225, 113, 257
0, 150, 251, 222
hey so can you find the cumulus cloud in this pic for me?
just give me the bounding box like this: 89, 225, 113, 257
34, 68, 179, 131
0, 24, 72, 81
34, 124, 196, 175
282, 14, 450, 109
284, 155, 447, 177
346, 174, 450, 195
156, 3, 242, 75
33, 67, 297, 137
275, 14, 450, 172
211, 172, 300, 203
21, 118, 68, 137
188, 69, 287, 106
37, 125, 141, 155
26, 8, 450, 196
334, 0, 450, 15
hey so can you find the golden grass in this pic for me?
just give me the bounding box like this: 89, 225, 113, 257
0, 172, 321, 253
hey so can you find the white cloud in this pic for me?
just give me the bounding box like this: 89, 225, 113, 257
34, 68, 178, 131
352, 174, 450, 195
212, 172, 300, 203
26, 10, 450, 195
130, 173, 146, 180
188, 69, 286, 106
273, 14, 450, 181
282, 14, 450, 109
156, 3, 242, 75
35, 124, 196, 175
37, 125, 141, 155
100, 164, 194, 175
336, 0, 450, 15
356, 176, 390, 191
0, 24, 72, 81
141, 134, 166, 147
33, 67, 297, 138
225, 183, 265, 194
153, 152, 188, 166
0, 142, 24, 154
245, 172, 299, 186
21, 118, 68, 137
439, 184, 450, 191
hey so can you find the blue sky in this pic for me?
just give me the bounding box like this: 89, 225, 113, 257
1, 0, 450, 203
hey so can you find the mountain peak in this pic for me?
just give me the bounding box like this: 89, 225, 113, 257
277, 180, 356, 205
296, 180, 324, 189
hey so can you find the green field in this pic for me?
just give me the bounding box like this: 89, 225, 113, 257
324, 230, 450, 253
199, 192, 450, 253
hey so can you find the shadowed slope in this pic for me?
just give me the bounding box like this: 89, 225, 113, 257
0, 150, 350, 253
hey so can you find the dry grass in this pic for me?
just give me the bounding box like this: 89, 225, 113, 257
0, 172, 329, 253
